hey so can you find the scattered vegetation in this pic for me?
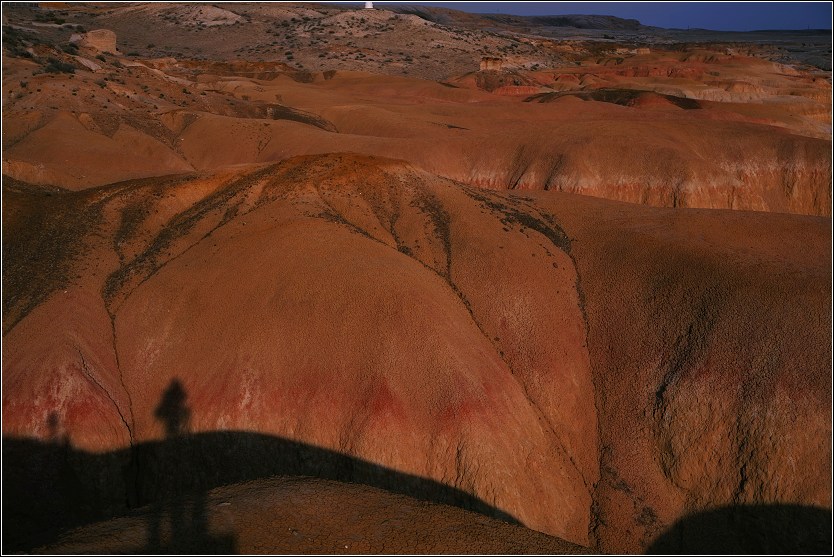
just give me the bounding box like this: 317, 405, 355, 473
44, 57, 76, 74
3, 26, 35, 58
34, 11, 65, 25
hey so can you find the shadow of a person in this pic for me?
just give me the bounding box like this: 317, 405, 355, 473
148, 379, 192, 552
44, 412, 87, 523
154, 379, 191, 438
143, 379, 234, 553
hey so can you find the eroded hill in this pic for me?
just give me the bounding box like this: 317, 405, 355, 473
3, 154, 831, 553
2, 3, 832, 554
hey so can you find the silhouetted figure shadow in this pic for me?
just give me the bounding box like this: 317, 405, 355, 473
5, 386, 515, 553
45, 412, 84, 509
145, 378, 234, 554
154, 379, 191, 438
46, 411, 64, 444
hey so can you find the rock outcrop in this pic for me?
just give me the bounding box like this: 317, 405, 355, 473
480, 57, 504, 71
71, 29, 119, 54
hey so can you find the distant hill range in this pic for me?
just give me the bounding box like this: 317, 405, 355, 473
387, 5, 650, 31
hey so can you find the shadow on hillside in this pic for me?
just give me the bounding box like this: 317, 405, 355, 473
2, 379, 519, 553
648, 503, 832, 554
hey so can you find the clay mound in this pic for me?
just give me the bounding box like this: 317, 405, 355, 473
3, 153, 830, 554
3, 155, 598, 549
34, 476, 591, 554
537, 192, 832, 552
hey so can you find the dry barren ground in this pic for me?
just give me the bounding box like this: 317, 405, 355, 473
2, 2, 832, 555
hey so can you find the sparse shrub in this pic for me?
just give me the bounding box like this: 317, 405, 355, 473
96, 54, 106, 62
44, 57, 75, 74
61, 43, 79, 54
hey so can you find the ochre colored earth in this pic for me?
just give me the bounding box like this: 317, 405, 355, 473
2, 5, 831, 214
3, 154, 830, 553
2, 3, 831, 554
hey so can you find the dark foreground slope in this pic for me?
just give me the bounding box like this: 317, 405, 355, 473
5, 436, 591, 554
2, 154, 831, 553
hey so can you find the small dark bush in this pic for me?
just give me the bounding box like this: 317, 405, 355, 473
44, 57, 75, 74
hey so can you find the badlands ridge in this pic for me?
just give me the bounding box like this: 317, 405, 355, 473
2, 2, 832, 554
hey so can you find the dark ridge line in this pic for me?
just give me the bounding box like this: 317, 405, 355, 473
2, 181, 105, 335
103, 164, 279, 315
524, 88, 702, 110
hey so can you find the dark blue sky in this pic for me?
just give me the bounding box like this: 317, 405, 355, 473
362, 2, 832, 31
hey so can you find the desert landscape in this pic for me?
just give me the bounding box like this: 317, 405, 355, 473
2, 1, 832, 554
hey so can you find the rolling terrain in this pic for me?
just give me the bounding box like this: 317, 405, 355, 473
2, 2, 832, 554
2, 3, 831, 213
